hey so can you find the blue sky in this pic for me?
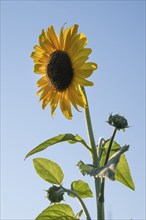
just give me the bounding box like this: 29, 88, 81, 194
1, 1, 145, 219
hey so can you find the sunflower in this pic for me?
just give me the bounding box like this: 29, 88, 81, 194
31, 24, 97, 119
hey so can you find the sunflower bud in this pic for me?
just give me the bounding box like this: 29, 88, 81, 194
46, 185, 64, 203
107, 114, 128, 130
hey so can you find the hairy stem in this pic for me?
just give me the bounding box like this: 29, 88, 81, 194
98, 127, 117, 219
82, 88, 102, 220
82, 88, 99, 166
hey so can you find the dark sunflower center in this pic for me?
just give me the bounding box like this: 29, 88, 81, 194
47, 50, 73, 91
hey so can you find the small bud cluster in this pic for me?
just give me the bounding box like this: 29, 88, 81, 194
107, 114, 128, 130
46, 185, 64, 203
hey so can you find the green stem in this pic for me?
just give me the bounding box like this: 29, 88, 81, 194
61, 186, 91, 220
82, 88, 99, 167
98, 178, 105, 220
104, 128, 117, 166
98, 127, 117, 219
82, 88, 102, 220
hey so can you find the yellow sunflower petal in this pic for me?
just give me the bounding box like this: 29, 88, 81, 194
67, 88, 80, 111
64, 29, 72, 51
31, 52, 42, 60
69, 83, 87, 108
72, 48, 92, 61
50, 91, 60, 116
36, 85, 48, 96
76, 69, 94, 78
71, 48, 92, 62
60, 93, 72, 120
31, 52, 48, 64
67, 34, 88, 57
63, 27, 71, 45
42, 88, 54, 109
59, 23, 73, 50
64, 24, 78, 51
37, 75, 48, 87
80, 62, 98, 70
72, 48, 91, 63
47, 26, 59, 50
77, 36, 88, 48
40, 86, 51, 101
59, 24, 65, 50
70, 24, 78, 37
77, 85, 87, 107
38, 55, 48, 63
34, 64, 46, 74
74, 76, 94, 86
39, 29, 54, 54
72, 56, 89, 69
33, 45, 45, 53
72, 33, 87, 49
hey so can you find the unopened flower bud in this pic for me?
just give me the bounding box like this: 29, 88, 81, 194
107, 114, 128, 130
46, 185, 64, 203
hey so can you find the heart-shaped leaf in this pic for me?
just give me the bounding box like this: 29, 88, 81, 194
115, 154, 135, 190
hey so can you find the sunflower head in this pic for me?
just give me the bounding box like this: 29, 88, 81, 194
31, 24, 97, 119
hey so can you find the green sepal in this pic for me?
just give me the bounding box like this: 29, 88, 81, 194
70, 180, 93, 198
76, 210, 83, 218
25, 133, 90, 159
33, 158, 64, 185
35, 203, 78, 220
77, 161, 95, 176
101, 140, 135, 190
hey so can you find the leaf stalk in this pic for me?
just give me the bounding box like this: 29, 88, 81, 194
61, 186, 92, 220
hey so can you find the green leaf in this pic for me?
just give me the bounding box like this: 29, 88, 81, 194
25, 133, 90, 159
100, 141, 135, 190
116, 154, 135, 190
35, 203, 78, 220
71, 180, 93, 198
104, 140, 121, 150
90, 145, 129, 180
100, 140, 121, 166
33, 158, 64, 184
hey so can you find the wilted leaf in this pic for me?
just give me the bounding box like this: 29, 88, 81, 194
90, 145, 129, 180
33, 158, 64, 184
77, 161, 95, 176
100, 140, 121, 166
100, 140, 135, 190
